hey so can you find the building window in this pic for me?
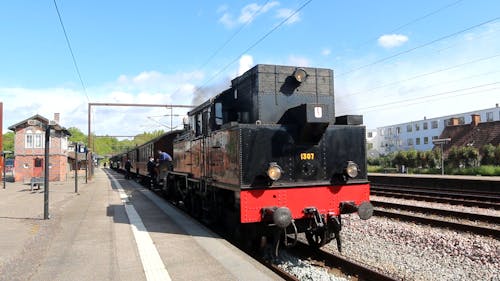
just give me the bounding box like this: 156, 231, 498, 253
431, 121, 438, 129
424, 137, 429, 144
416, 138, 421, 145
25, 134, 33, 148
432, 136, 438, 140
486, 112, 493, 121
34, 133, 43, 148
407, 138, 414, 146
396, 127, 401, 135
406, 124, 412, 132
415, 123, 420, 131
423, 122, 428, 130
367, 132, 373, 138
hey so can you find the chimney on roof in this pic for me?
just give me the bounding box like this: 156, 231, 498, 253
450, 117, 459, 126
471, 114, 480, 126
54, 113, 60, 123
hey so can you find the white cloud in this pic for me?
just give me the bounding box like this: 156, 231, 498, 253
321, 48, 331, 56
1, 69, 210, 137
377, 34, 409, 48
238, 54, 254, 75
336, 24, 500, 129
276, 8, 301, 25
218, 1, 280, 28
218, 13, 235, 28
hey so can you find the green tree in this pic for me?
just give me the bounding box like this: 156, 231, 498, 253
480, 144, 496, 165
495, 145, 500, 165
406, 149, 418, 168
2, 132, 15, 154
68, 127, 87, 145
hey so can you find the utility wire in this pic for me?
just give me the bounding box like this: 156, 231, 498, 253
53, 0, 97, 146
53, 0, 90, 103
195, 0, 313, 91
198, 0, 272, 72
336, 16, 500, 77
171, 0, 271, 97
345, 53, 500, 97
354, 0, 465, 48
337, 81, 500, 115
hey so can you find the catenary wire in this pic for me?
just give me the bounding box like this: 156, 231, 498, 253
337, 81, 500, 115
335, 16, 500, 78
170, 0, 272, 97
345, 53, 500, 97
354, 0, 465, 49
194, 0, 313, 92
53, 0, 90, 103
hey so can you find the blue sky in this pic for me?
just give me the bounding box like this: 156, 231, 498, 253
1, 0, 499, 137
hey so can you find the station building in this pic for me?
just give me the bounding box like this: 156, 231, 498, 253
8, 113, 71, 182
367, 105, 500, 155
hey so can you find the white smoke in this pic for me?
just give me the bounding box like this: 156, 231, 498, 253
238, 55, 254, 75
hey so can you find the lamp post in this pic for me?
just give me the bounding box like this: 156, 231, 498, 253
433, 138, 451, 176
75, 142, 78, 193
2, 151, 12, 189
28, 119, 68, 220
43, 124, 51, 219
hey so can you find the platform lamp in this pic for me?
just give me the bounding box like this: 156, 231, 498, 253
432, 138, 451, 176
2, 151, 12, 189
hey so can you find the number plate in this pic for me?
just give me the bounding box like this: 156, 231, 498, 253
300, 152, 315, 160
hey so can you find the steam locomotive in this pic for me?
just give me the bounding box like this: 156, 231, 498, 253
111, 64, 373, 252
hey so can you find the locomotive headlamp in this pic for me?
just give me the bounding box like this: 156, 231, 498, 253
267, 162, 282, 181
293, 68, 308, 83
345, 161, 359, 178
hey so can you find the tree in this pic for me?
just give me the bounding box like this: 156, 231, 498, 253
2, 132, 15, 154
68, 127, 87, 145
480, 144, 496, 165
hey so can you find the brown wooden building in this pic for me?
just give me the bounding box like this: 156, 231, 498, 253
8, 113, 71, 182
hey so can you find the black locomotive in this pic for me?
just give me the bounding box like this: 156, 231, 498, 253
111, 64, 373, 253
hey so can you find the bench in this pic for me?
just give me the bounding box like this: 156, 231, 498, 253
30, 177, 45, 191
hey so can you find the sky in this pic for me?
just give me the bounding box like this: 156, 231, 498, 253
1, 0, 499, 138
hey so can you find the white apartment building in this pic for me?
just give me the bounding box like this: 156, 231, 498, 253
367, 105, 500, 155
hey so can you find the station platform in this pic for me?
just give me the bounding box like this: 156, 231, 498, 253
0, 168, 282, 281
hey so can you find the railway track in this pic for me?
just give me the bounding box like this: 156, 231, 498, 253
371, 188, 500, 209
272, 240, 398, 281
371, 184, 500, 209
371, 200, 500, 237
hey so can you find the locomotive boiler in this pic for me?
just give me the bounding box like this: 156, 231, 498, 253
163, 64, 373, 252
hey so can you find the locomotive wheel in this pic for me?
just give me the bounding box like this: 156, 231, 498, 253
305, 229, 328, 248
